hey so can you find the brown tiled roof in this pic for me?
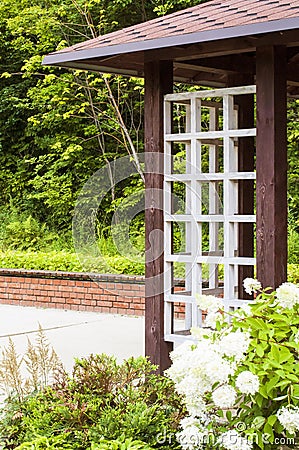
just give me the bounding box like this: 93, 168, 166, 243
50, 0, 299, 55
43, 0, 299, 77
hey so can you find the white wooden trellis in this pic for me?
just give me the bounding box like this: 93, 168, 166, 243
164, 86, 256, 344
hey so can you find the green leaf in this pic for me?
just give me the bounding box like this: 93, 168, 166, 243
270, 344, 280, 363
278, 347, 292, 363
252, 416, 266, 430
263, 423, 274, 443
265, 375, 279, 394
226, 410, 232, 421
286, 373, 299, 382
267, 415, 277, 426
246, 318, 269, 331
256, 344, 264, 357
259, 386, 269, 399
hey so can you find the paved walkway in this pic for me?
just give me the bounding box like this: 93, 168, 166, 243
0, 304, 144, 372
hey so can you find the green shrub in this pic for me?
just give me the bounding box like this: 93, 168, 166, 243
91, 436, 154, 449
288, 264, 299, 283
0, 251, 145, 275
288, 227, 299, 264
14, 435, 153, 449
0, 250, 83, 272
0, 249, 297, 280
0, 247, 296, 280
0, 355, 185, 449
0, 211, 73, 252
15, 434, 74, 449
104, 255, 144, 275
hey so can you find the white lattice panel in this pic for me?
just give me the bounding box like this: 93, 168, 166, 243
164, 86, 256, 343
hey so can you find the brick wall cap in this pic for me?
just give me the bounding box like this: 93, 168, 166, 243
0, 268, 148, 284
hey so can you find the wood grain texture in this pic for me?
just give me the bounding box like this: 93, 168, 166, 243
144, 57, 173, 373
256, 45, 288, 290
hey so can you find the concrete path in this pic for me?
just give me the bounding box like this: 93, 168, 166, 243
0, 304, 144, 372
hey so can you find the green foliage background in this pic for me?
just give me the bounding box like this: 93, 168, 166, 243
0, 0, 298, 273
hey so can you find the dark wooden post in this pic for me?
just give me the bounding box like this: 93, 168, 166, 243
144, 57, 173, 373
256, 45, 288, 289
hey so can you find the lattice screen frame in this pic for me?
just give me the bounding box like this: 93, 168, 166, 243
163, 86, 256, 343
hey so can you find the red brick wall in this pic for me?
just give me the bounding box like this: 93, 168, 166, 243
0, 269, 185, 318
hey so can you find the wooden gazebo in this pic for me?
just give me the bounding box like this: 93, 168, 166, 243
44, 0, 299, 371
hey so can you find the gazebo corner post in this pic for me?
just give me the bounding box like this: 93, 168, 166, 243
256, 45, 288, 290
144, 57, 173, 373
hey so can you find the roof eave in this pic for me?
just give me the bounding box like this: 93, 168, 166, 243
53, 61, 142, 77
43, 16, 299, 68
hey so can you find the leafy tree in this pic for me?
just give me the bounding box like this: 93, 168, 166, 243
0, 0, 210, 233
0, 0, 298, 263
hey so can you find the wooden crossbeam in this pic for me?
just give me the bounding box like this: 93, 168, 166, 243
185, 55, 256, 75
151, 30, 299, 63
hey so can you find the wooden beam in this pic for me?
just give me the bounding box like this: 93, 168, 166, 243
173, 62, 228, 86
287, 85, 299, 98
287, 48, 299, 62
149, 30, 299, 63
174, 61, 236, 76
174, 68, 228, 87
230, 75, 255, 299
176, 54, 299, 84
287, 62, 299, 85
144, 58, 173, 373
256, 46, 288, 290
151, 39, 255, 62
173, 74, 226, 87
186, 55, 256, 75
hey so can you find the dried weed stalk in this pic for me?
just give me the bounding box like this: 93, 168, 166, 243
0, 325, 63, 401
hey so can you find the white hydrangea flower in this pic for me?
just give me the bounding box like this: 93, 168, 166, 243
205, 311, 224, 329
177, 417, 207, 450
243, 278, 262, 295
220, 430, 252, 450
169, 341, 194, 362
167, 341, 215, 395
235, 371, 259, 395
176, 375, 208, 399
205, 358, 235, 385
166, 341, 196, 383
277, 406, 299, 434
196, 294, 224, 313
180, 416, 201, 429
212, 385, 237, 409
190, 326, 212, 340
219, 330, 250, 361
185, 398, 208, 419
276, 282, 299, 309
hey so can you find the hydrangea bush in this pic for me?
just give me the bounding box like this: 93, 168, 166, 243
166, 280, 299, 450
